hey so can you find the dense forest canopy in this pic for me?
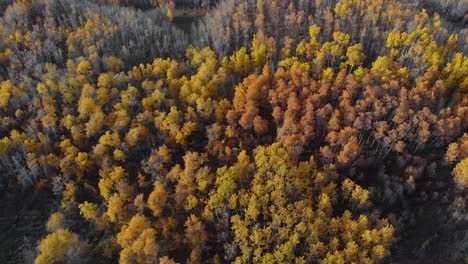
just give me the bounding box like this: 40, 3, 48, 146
0, 0, 467, 263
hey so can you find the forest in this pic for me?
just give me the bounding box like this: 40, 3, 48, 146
0, 0, 466, 263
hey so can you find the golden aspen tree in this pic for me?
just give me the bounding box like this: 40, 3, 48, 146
117, 215, 159, 264
345, 44, 365, 69
76, 60, 92, 74
342, 179, 370, 208
251, 35, 268, 68
125, 125, 149, 147
79, 201, 99, 221
148, 182, 169, 217
307, 24, 321, 57
46, 212, 65, 232
0, 80, 14, 110
61, 182, 77, 209
106, 56, 124, 72
453, 158, 468, 189
229, 47, 252, 76
322, 68, 335, 82
107, 193, 125, 223
442, 53, 468, 91
334, 2, 350, 19
371, 56, 395, 82
85, 109, 106, 137
35, 230, 86, 264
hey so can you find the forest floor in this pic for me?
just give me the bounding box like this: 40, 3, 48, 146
382, 163, 467, 263
173, 9, 208, 42
0, 187, 54, 263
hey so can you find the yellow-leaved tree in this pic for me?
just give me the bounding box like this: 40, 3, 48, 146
35, 229, 87, 264
453, 158, 468, 189
116, 214, 159, 264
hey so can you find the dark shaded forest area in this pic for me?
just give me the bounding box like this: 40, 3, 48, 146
0, 0, 467, 263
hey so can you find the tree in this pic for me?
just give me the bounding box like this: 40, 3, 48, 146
334, 1, 350, 18
125, 125, 149, 147
442, 53, 468, 91
228, 68, 271, 136
99, 131, 121, 148
342, 179, 370, 208
77, 59, 92, 74
35, 230, 86, 264
107, 193, 125, 223
61, 182, 77, 209
79, 202, 99, 221
453, 158, 468, 189
116, 215, 159, 264
46, 212, 65, 232
85, 110, 106, 137
345, 44, 365, 70
171, 152, 213, 210
251, 34, 268, 68
148, 182, 169, 217
371, 56, 395, 82
184, 214, 208, 250
106, 56, 124, 71
445, 134, 468, 163
336, 137, 361, 165
0, 80, 14, 111
229, 47, 252, 76
322, 67, 335, 82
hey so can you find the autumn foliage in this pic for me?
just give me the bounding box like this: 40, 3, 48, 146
0, 0, 467, 263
